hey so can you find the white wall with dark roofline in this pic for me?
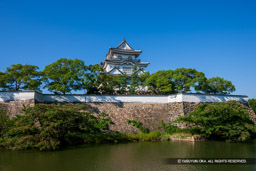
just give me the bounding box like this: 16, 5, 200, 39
0, 91, 35, 102
85, 95, 168, 103
0, 91, 248, 103
181, 93, 248, 103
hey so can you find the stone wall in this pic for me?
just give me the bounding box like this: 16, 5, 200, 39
183, 102, 201, 115
0, 100, 35, 118
0, 91, 254, 133
85, 102, 196, 133
86, 103, 169, 133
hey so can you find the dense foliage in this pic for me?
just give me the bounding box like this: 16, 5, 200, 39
0, 58, 235, 95
0, 101, 255, 151
145, 68, 234, 95
202, 77, 235, 94
0, 64, 41, 91
115, 73, 128, 94
175, 101, 256, 142
42, 58, 85, 94
0, 109, 13, 138
171, 68, 206, 92
81, 64, 101, 94
249, 99, 256, 113
145, 70, 175, 94
127, 120, 149, 133
160, 120, 183, 134
0, 104, 124, 150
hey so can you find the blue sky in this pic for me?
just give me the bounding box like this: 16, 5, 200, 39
0, 0, 256, 98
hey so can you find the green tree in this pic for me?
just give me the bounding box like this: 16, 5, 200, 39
0, 64, 41, 91
172, 68, 206, 93
145, 70, 175, 94
137, 71, 150, 94
139, 71, 150, 84
0, 72, 7, 90
202, 77, 235, 95
0, 104, 113, 150
82, 64, 101, 94
0, 109, 13, 138
42, 58, 85, 94
176, 101, 256, 142
129, 66, 140, 94
115, 73, 128, 94
97, 73, 117, 94
248, 99, 256, 113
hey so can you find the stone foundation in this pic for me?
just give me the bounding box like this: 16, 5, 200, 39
1, 100, 254, 133
0, 100, 35, 118
86, 103, 171, 133
0, 91, 254, 133
85, 102, 201, 133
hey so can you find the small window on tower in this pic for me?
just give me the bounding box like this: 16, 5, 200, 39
128, 56, 132, 60
118, 55, 122, 59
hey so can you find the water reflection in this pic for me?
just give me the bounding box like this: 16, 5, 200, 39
0, 140, 255, 171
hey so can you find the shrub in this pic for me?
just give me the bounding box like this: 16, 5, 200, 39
164, 124, 183, 134
0, 104, 115, 150
127, 120, 149, 133
249, 99, 256, 113
0, 109, 12, 139
126, 131, 161, 141
176, 101, 256, 142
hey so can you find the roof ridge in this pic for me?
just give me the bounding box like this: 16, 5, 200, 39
115, 39, 134, 50
107, 66, 123, 74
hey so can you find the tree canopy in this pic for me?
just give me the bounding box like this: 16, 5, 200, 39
129, 66, 140, 94
0, 59, 237, 95
0, 72, 7, 90
176, 101, 256, 142
0, 64, 41, 91
82, 64, 101, 94
42, 58, 85, 94
249, 99, 256, 114
146, 70, 175, 94
145, 68, 207, 94
171, 68, 206, 93
202, 77, 235, 95
115, 73, 128, 94
97, 73, 117, 94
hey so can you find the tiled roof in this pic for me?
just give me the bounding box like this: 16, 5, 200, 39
104, 59, 150, 66
106, 66, 123, 74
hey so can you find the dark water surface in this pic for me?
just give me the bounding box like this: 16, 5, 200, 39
0, 140, 256, 171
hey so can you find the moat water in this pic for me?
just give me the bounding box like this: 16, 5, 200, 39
0, 140, 256, 171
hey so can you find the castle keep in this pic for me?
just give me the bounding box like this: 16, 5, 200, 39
101, 38, 149, 76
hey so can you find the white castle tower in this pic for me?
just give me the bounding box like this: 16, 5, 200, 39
101, 38, 150, 76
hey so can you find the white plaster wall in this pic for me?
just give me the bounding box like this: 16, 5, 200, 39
36, 95, 86, 103
182, 94, 248, 103
119, 43, 132, 50
86, 95, 168, 103
168, 94, 183, 102
0, 91, 249, 104
106, 64, 112, 72
34, 92, 45, 102
0, 91, 35, 102
113, 54, 135, 60
109, 69, 122, 75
